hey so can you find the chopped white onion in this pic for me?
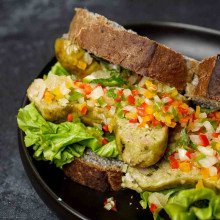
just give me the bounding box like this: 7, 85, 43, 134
123, 89, 132, 97
216, 125, 220, 133
78, 97, 85, 104
123, 106, 137, 113
58, 98, 69, 107
199, 156, 218, 168
88, 86, 103, 99
87, 100, 95, 107
139, 88, 147, 95
178, 148, 190, 161
199, 112, 207, 118
145, 98, 153, 105
154, 95, 161, 103
109, 106, 116, 116
161, 97, 171, 103
198, 146, 215, 156
83, 52, 93, 65
60, 82, 70, 95
189, 135, 202, 145
209, 166, 218, 176
192, 120, 202, 132
138, 76, 147, 87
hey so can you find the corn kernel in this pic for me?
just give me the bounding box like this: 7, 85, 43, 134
143, 90, 155, 99
196, 179, 204, 189
179, 162, 192, 172
77, 60, 87, 70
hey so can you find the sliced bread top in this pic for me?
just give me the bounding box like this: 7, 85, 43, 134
186, 55, 220, 109
68, 8, 198, 91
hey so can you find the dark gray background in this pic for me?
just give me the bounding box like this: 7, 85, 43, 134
1, 0, 220, 219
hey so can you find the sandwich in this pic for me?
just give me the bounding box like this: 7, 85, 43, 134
17, 8, 220, 219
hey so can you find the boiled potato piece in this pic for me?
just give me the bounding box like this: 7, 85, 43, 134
115, 117, 168, 168
123, 127, 220, 192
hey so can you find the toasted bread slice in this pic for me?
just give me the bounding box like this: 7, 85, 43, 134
186, 55, 220, 109
68, 8, 199, 91
63, 149, 123, 191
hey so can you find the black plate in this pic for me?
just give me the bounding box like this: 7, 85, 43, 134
18, 22, 220, 220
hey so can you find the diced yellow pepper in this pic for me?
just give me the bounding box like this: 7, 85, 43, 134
179, 162, 192, 172
171, 89, 178, 97
143, 90, 155, 99
187, 119, 194, 132
125, 113, 137, 119
216, 143, 220, 150
145, 106, 154, 114
196, 179, 204, 189
77, 60, 87, 70
201, 168, 210, 179
145, 80, 157, 91
165, 115, 172, 124
216, 112, 220, 118
209, 175, 219, 182
169, 121, 176, 128
44, 91, 54, 104
195, 106, 200, 118
66, 82, 72, 89
53, 88, 64, 100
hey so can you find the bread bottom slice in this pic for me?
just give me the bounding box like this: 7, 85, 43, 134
63, 150, 124, 191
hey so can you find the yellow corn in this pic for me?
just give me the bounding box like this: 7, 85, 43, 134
196, 179, 204, 189
143, 90, 155, 99
53, 88, 64, 100
195, 106, 200, 118
179, 162, 192, 172
77, 60, 87, 70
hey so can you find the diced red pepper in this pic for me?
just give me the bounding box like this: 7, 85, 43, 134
97, 84, 102, 87
67, 113, 73, 121
115, 96, 121, 102
186, 151, 192, 159
103, 88, 107, 94
212, 133, 220, 138
73, 80, 79, 85
102, 139, 109, 145
195, 127, 204, 135
102, 125, 109, 132
127, 95, 135, 105
129, 118, 137, 123
137, 106, 146, 117
118, 90, 123, 96
123, 110, 129, 114
192, 113, 196, 121
179, 117, 191, 124
161, 106, 169, 113
178, 106, 189, 114
199, 134, 210, 147
152, 119, 160, 127
81, 106, 87, 115
150, 203, 158, 213
169, 156, 179, 169
132, 90, 139, 96
79, 83, 85, 89
140, 102, 148, 108
84, 84, 92, 95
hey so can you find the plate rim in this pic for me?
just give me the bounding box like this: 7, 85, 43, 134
18, 21, 220, 220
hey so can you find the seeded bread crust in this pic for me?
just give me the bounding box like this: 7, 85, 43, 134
63, 157, 123, 192
186, 55, 220, 109
68, 8, 199, 91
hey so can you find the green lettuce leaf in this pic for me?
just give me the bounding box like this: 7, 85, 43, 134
17, 103, 120, 167
48, 62, 71, 76
164, 188, 220, 220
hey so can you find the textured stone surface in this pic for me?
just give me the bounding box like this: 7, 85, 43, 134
0, 0, 220, 219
